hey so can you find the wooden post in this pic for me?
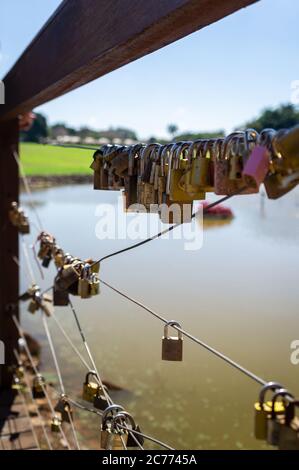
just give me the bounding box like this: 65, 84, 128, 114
0, 119, 19, 388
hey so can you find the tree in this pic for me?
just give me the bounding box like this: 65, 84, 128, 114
167, 124, 178, 139
20, 113, 48, 143
242, 103, 299, 132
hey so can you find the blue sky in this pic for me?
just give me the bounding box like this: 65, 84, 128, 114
1, 0, 299, 139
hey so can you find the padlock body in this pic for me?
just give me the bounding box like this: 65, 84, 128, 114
82, 382, 99, 402
162, 337, 183, 361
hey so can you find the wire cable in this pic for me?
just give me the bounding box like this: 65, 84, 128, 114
13, 150, 44, 232
100, 278, 267, 387
91, 188, 247, 268
12, 315, 72, 450
14, 349, 53, 450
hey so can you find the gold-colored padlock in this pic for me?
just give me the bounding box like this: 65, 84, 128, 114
100, 405, 125, 450
51, 415, 62, 433
82, 371, 99, 402
90, 274, 100, 296
32, 374, 46, 399
162, 320, 183, 361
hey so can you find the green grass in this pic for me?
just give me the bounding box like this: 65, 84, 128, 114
20, 143, 93, 175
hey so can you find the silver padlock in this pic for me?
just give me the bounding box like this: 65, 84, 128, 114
162, 320, 183, 361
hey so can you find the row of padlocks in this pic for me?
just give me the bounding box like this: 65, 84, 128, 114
90, 126, 299, 223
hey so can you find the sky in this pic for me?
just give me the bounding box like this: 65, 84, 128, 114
1, 0, 299, 139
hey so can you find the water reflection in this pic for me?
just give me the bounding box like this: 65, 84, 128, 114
20, 184, 299, 449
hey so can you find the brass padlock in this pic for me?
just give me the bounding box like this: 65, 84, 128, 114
54, 248, 65, 268
82, 371, 99, 402
57, 262, 81, 290
51, 415, 62, 433
15, 365, 25, 380
93, 385, 109, 410
279, 399, 299, 450
32, 374, 46, 399
254, 381, 283, 440
267, 389, 292, 446
162, 320, 183, 361
274, 125, 299, 172
54, 395, 73, 423
90, 273, 100, 296
78, 264, 92, 299
28, 299, 39, 314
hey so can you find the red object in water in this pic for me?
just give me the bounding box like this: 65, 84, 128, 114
201, 201, 233, 219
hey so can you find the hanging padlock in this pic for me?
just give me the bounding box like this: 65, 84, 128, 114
243, 146, 270, 190
78, 263, 92, 299
91, 150, 104, 190
214, 133, 246, 195
267, 389, 292, 446
11, 376, 26, 392
53, 247, 65, 268
54, 395, 73, 423
15, 365, 25, 380
32, 374, 46, 399
82, 371, 99, 402
254, 381, 283, 440
104, 411, 128, 450
162, 320, 183, 361
93, 385, 109, 410
53, 284, 69, 306
279, 399, 299, 450
90, 273, 100, 296
51, 415, 62, 433
56, 262, 81, 291
100, 405, 124, 449
28, 299, 39, 314
19, 214, 30, 234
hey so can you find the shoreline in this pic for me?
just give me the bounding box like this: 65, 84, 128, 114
20, 174, 92, 190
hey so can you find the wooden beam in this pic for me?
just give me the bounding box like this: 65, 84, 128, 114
0, 0, 257, 121
0, 119, 19, 388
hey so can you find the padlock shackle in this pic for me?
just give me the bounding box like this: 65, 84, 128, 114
163, 320, 183, 340
84, 370, 98, 385
102, 404, 124, 427
110, 412, 136, 435
258, 381, 283, 408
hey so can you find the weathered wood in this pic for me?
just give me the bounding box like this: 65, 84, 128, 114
0, 0, 257, 121
0, 119, 19, 388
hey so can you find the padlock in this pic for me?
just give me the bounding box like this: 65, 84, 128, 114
54, 395, 73, 423
28, 299, 39, 314
53, 285, 69, 306
42, 253, 52, 268
54, 248, 65, 268
19, 216, 30, 234
162, 320, 183, 361
243, 146, 270, 190
101, 405, 128, 450
90, 274, 100, 296
78, 264, 92, 299
93, 385, 109, 410
214, 134, 247, 195
264, 171, 298, 199
32, 374, 46, 399
51, 415, 62, 433
267, 389, 292, 446
279, 399, 299, 450
11, 376, 26, 392
190, 140, 214, 191
91, 150, 104, 189
9, 202, 19, 226
118, 411, 144, 448
57, 262, 81, 290
82, 371, 99, 402
254, 381, 283, 440
15, 365, 25, 380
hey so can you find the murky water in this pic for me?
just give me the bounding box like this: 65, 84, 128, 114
20, 184, 299, 449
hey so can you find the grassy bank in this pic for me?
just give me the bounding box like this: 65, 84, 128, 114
20, 142, 93, 175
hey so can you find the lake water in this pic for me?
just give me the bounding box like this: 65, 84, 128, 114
20, 184, 299, 450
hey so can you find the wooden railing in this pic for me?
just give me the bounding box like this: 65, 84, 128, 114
0, 0, 257, 387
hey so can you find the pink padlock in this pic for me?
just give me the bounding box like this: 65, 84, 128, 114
243, 145, 270, 189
